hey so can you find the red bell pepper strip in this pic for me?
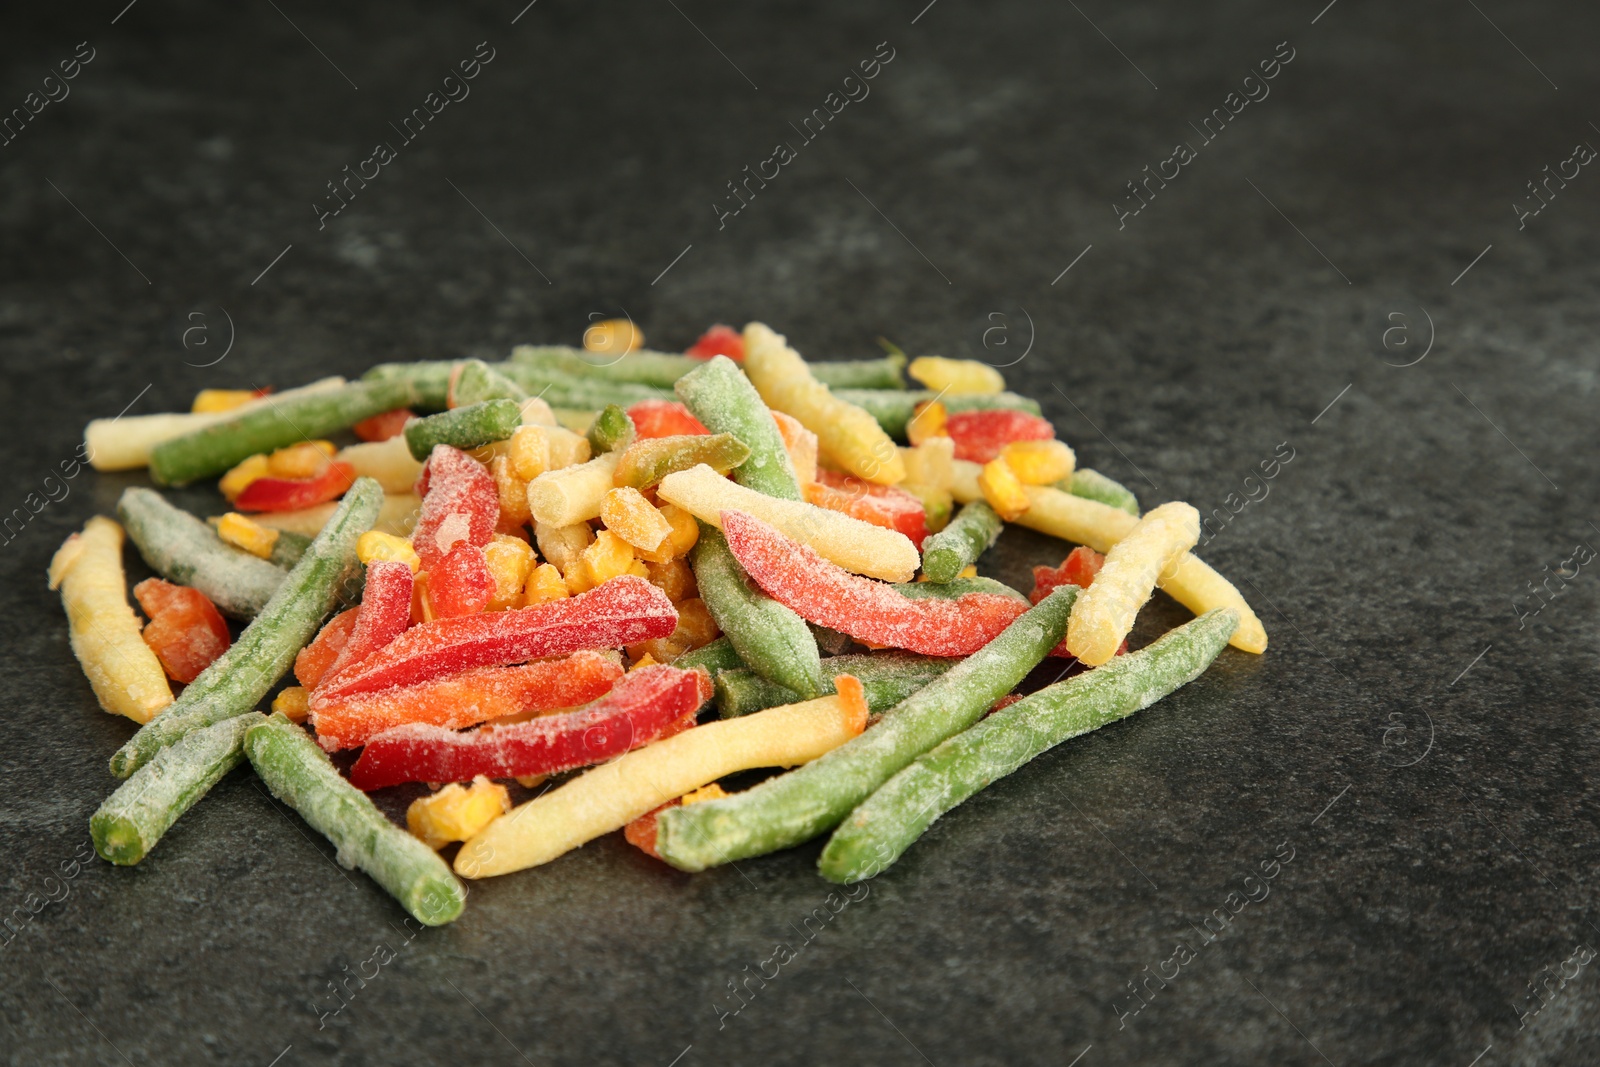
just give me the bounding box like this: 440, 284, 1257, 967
353, 408, 415, 442
347, 663, 709, 789
627, 399, 709, 439
685, 324, 744, 361
317, 575, 678, 700
233, 461, 357, 512
411, 445, 497, 571
1030, 546, 1105, 604
804, 468, 929, 548
310, 649, 623, 752
132, 578, 231, 684
945, 409, 1055, 463
719, 509, 1027, 657
428, 542, 493, 618
294, 608, 358, 689
323, 560, 413, 687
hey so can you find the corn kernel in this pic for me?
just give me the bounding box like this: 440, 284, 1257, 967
600, 487, 673, 553
771, 410, 818, 486
534, 520, 593, 578
267, 440, 336, 479
490, 455, 532, 531
546, 426, 592, 470
644, 557, 697, 602
567, 530, 635, 593
509, 425, 552, 481
907, 356, 1006, 395
218, 453, 270, 501
523, 562, 569, 606
216, 512, 279, 559
406, 776, 511, 850
978, 457, 1031, 521
629, 652, 660, 671
514, 774, 548, 789
582, 317, 643, 355
999, 439, 1075, 485
627, 559, 650, 579
907, 400, 948, 446
636, 503, 699, 564
681, 782, 728, 806
272, 685, 310, 723
191, 388, 260, 414
484, 535, 535, 611
627, 596, 719, 664
358, 530, 422, 573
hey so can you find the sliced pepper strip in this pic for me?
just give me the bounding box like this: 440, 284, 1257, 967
132, 578, 232, 684
322, 559, 414, 688
348, 663, 709, 790
804, 468, 928, 548
310, 650, 623, 752
317, 575, 677, 700
411, 445, 498, 571
233, 461, 357, 512
720, 509, 1027, 657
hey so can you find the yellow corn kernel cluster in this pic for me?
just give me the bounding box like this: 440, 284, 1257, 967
523, 562, 569, 605
628, 596, 720, 663
566, 530, 640, 594
583, 317, 643, 355
601, 487, 673, 554
357, 530, 421, 573
191, 388, 259, 414
490, 455, 532, 529
216, 512, 279, 559
644, 557, 697, 602
907, 400, 948, 446
484, 535, 535, 611
1000, 440, 1075, 485
407, 776, 512, 850
979, 457, 1030, 521
907, 356, 1005, 395
267, 440, 336, 479
509, 425, 552, 481
272, 686, 311, 723
219, 454, 270, 500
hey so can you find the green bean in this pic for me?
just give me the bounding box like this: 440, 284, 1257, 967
809, 355, 906, 390
891, 575, 1027, 604
714, 652, 956, 718
835, 389, 1043, 441
452, 359, 528, 405
673, 635, 745, 676
820, 609, 1238, 882
118, 488, 286, 619
919, 501, 1004, 584
403, 399, 522, 460
245, 713, 466, 925
675, 355, 801, 500
91, 713, 262, 865
653, 585, 1079, 871
363, 361, 453, 409
510, 345, 697, 388
614, 433, 750, 489
149, 380, 419, 485
365, 360, 675, 411
1061, 468, 1141, 516
268, 530, 314, 569
110, 479, 382, 778
691, 524, 823, 699
585, 404, 636, 453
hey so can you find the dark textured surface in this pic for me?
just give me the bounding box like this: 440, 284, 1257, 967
3, 1, 1598, 1064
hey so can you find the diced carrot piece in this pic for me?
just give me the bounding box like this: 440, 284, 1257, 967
627, 400, 709, 439
293, 608, 359, 689
132, 578, 232, 684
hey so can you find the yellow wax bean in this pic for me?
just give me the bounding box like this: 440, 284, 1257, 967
742, 322, 906, 485
1066, 502, 1200, 666
454, 687, 867, 877
907, 356, 1005, 394
525, 450, 620, 527
951, 460, 1267, 653
48, 517, 173, 723
657, 464, 920, 582
337, 436, 424, 494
